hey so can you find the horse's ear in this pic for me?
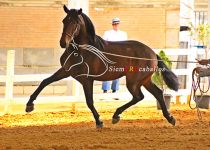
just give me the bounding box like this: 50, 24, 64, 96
63, 5, 69, 13
78, 8, 82, 15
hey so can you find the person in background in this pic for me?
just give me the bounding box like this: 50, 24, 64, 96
102, 17, 128, 93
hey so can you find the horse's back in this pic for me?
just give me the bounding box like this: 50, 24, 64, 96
104, 40, 157, 61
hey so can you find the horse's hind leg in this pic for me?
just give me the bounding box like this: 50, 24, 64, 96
26, 68, 69, 112
144, 80, 176, 126
112, 79, 144, 124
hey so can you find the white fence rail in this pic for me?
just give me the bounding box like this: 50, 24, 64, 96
0, 48, 202, 114
0, 50, 80, 115
154, 48, 198, 96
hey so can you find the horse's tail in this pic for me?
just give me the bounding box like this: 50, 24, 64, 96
156, 55, 179, 91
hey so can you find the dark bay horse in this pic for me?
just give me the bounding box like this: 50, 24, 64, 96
26, 5, 179, 128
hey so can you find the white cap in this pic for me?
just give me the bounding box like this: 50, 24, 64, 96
112, 17, 120, 24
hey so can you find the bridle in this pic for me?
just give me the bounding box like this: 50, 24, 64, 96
63, 24, 80, 48
61, 16, 116, 77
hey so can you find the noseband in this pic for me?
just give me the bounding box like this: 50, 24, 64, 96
64, 24, 80, 48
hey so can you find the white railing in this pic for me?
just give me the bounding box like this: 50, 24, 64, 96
0, 50, 80, 115
154, 48, 203, 104
0, 48, 202, 114
155, 48, 197, 95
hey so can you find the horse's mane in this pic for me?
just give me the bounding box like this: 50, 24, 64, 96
80, 13, 105, 50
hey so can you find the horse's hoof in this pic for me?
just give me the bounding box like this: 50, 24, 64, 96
112, 116, 120, 124
169, 116, 176, 126
25, 104, 34, 113
96, 122, 103, 128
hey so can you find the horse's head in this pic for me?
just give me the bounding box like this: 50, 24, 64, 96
60, 45, 83, 71
60, 5, 83, 48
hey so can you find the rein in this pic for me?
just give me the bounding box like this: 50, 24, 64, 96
99, 51, 198, 63
63, 25, 80, 48
69, 41, 199, 64
190, 68, 210, 120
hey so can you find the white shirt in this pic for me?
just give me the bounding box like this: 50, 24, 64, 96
179, 31, 190, 42
103, 29, 127, 41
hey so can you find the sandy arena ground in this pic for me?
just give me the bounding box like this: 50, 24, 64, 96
0, 102, 210, 150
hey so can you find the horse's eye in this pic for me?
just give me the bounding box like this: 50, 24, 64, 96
74, 53, 79, 57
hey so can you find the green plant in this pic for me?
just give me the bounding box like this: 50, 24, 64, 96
190, 23, 210, 58
190, 23, 210, 92
152, 50, 172, 91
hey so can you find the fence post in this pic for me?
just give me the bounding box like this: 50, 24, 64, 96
71, 80, 80, 113
72, 80, 80, 97
187, 47, 197, 89
4, 50, 15, 114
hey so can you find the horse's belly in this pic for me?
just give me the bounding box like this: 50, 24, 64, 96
94, 71, 125, 81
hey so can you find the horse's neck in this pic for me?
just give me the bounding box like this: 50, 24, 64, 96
76, 32, 103, 49
74, 29, 105, 51
74, 34, 89, 45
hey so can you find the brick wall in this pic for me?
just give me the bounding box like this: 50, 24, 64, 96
194, 0, 208, 11
0, 6, 65, 48
0, 0, 181, 96
0, 1, 68, 74
89, 0, 180, 48
0, 1, 69, 96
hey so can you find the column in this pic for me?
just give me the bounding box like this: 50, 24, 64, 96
208, 0, 210, 24
4, 50, 15, 114
68, 0, 89, 15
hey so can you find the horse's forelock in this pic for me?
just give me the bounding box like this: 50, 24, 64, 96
68, 9, 80, 18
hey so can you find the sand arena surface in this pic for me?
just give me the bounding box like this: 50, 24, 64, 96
0, 103, 210, 150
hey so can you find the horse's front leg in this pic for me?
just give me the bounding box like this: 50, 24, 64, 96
26, 68, 69, 112
82, 79, 103, 128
